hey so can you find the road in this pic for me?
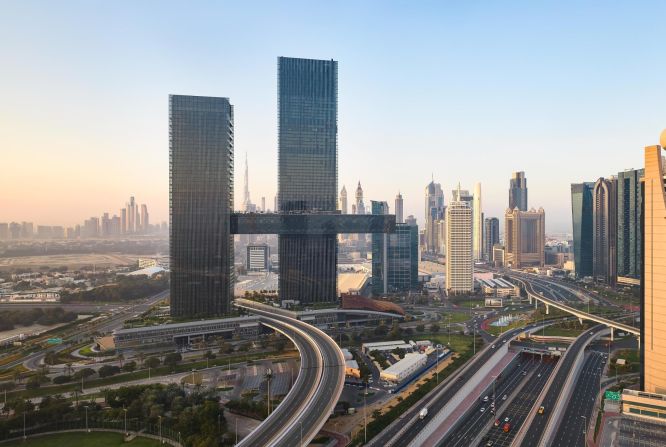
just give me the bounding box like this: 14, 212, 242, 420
234, 302, 345, 447
551, 350, 608, 447
477, 355, 557, 447
518, 325, 604, 447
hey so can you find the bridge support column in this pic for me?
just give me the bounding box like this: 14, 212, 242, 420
578, 317, 583, 325
534, 299, 538, 309
528, 295, 532, 304
545, 304, 549, 315
638, 336, 641, 351
610, 327, 614, 342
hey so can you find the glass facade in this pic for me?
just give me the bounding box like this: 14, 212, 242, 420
231, 212, 394, 235
617, 169, 643, 279
277, 57, 339, 304
169, 95, 234, 317
372, 201, 418, 294
509, 171, 528, 211
483, 217, 500, 262
571, 182, 594, 278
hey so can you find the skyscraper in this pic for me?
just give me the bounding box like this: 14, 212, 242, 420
277, 56, 338, 304
339, 186, 348, 214
446, 185, 473, 294
127, 196, 136, 233
243, 153, 253, 211
141, 204, 149, 232
121, 208, 127, 234
641, 136, 666, 395
372, 201, 418, 294
473, 182, 483, 260
395, 191, 404, 224
617, 168, 643, 280
355, 182, 365, 215
425, 180, 445, 254
509, 171, 528, 211
505, 207, 545, 268
169, 95, 235, 317
571, 182, 594, 278
483, 217, 500, 262
592, 177, 617, 285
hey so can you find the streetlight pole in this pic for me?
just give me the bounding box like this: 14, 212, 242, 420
124, 408, 127, 435
473, 327, 476, 355
23, 412, 26, 440
85, 406, 89, 432
581, 415, 586, 447
300, 420, 303, 447
364, 382, 367, 444
436, 345, 439, 384
159, 415, 162, 444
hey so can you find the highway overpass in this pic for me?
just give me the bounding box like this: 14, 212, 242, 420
511, 276, 640, 339
234, 300, 345, 447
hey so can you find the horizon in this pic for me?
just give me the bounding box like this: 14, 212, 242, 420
2, 2, 666, 232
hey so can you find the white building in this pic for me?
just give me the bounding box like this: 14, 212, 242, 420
446, 185, 474, 294
473, 182, 483, 260
246, 244, 270, 271
362, 340, 412, 355
380, 353, 427, 382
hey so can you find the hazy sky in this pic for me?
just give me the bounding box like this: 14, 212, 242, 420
2, 1, 665, 232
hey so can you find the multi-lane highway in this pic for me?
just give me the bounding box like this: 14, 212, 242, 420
234, 301, 345, 447
551, 350, 608, 447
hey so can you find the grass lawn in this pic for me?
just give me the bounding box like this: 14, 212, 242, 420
539, 325, 587, 337
441, 312, 471, 324
4, 432, 160, 446
419, 333, 483, 354
485, 318, 530, 336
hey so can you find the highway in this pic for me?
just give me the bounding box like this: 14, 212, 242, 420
477, 355, 557, 447
551, 350, 608, 447
439, 353, 538, 447
234, 301, 345, 447
518, 325, 604, 447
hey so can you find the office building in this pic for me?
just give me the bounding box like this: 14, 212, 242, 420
395, 191, 404, 224
505, 207, 545, 268
617, 169, 643, 280
592, 177, 617, 285
127, 196, 137, 233
170, 95, 235, 317
0, 223, 8, 240
484, 217, 500, 262
277, 56, 338, 304
509, 171, 528, 211
20, 222, 33, 239
121, 208, 127, 234
425, 180, 445, 254
242, 153, 255, 212
446, 186, 473, 294
247, 244, 270, 272
355, 182, 365, 215
261, 197, 266, 213
571, 182, 595, 278
641, 135, 666, 396
141, 204, 149, 232
372, 201, 418, 294
339, 186, 348, 214
473, 182, 483, 260
37, 226, 53, 239
492, 244, 505, 267
9, 223, 20, 240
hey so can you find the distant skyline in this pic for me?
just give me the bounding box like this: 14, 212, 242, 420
2, 1, 665, 231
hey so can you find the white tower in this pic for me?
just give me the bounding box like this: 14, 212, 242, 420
473, 182, 483, 260
446, 184, 473, 294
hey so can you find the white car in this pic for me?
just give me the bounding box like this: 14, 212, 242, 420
480, 407, 486, 413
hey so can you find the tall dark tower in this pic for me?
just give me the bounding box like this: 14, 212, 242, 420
509, 171, 528, 211
277, 57, 338, 304
169, 95, 235, 317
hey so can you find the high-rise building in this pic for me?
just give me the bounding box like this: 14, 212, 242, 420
395, 192, 404, 224
483, 217, 500, 262
473, 182, 483, 260
425, 180, 445, 253
505, 207, 545, 268
82, 217, 99, 238
9, 222, 20, 239
261, 197, 266, 213
242, 153, 254, 211
372, 201, 418, 294
641, 136, 666, 395
339, 186, 348, 214
101, 213, 111, 236
20, 222, 33, 239
592, 177, 617, 285
247, 244, 270, 272
509, 171, 528, 211
169, 94, 235, 317
405, 215, 417, 226
127, 196, 136, 233
571, 182, 595, 278
277, 56, 338, 304
121, 208, 127, 234
617, 169, 643, 280
355, 182, 365, 215
141, 204, 149, 232
446, 185, 473, 294
0, 223, 8, 240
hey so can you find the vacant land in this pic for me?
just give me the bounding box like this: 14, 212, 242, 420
0, 254, 140, 271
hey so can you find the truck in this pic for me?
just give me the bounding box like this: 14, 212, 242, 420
419, 407, 428, 419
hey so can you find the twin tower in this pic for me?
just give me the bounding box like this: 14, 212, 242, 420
169, 57, 394, 318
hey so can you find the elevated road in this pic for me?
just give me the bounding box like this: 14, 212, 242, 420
234, 301, 345, 447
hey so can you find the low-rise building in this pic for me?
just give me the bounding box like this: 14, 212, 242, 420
379, 353, 427, 382
621, 389, 666, 421
477, 277, 520, 298
362, 340, 412, 355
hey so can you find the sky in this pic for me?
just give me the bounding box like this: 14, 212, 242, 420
1, 1, 665, 232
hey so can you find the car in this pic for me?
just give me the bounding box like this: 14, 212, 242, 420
538, 406, 545, 415
494, 419, 500, 427
502, 394, 507, 401
504, 417, 510, 422
502, 340, 507, 343
522, 371, 527, 376
486, 441, 494, 446
483, 395, 489, 402
491, 344, 496, 348
480, 407, 486, 413
537, 373, 541, 378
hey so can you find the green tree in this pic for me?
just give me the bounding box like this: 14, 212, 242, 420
145, 356, 161, 369
164, 352, 183, 368
430, 323, 440, 333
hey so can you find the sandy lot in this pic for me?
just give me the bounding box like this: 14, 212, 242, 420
0, 253, 141, 271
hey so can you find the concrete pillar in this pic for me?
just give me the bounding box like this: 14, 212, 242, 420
610, 327, 614, 342
534, 299, 538, 309
545, 304, 550, 315
579, 317, 583, 325
638, 336, 641, 350
529, 295, 533, 304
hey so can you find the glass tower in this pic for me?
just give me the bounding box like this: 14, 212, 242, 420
617, 169, 643, 279
277, 57, 339, 304
169, 95, 234, 317
509, 171, 528, 211
570, 182, 594, 278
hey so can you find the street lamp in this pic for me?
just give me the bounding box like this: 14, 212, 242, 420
124, 407, 128, 435
158, 415, 163, 444
84, 405, 89, 432
23, 412, 26, 440
581, 415, 587, 447
300, 420, 303, 447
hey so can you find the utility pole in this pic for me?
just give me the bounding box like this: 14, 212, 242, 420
581, 415, 586, 447
364, 382, 368, 444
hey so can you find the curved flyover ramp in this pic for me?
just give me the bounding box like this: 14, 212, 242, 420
235, 301, 345, 447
